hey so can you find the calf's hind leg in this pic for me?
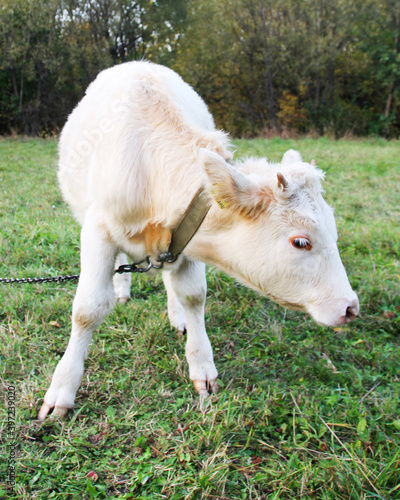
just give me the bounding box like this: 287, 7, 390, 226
113, 252, 131, 303
38, 211, 117, 421
163, 259, 218, 396
163, 271, 186, 333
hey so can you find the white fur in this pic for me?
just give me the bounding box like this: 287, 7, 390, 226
40, 61, 358, 418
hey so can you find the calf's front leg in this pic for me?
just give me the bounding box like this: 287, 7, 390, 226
38, 212, 117, 421
163, 259, 218, 396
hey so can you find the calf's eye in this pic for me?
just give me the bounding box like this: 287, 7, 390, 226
290, 236, 312, 251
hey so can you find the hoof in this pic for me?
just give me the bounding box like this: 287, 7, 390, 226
37, 402, 69, 422
193, 379, 218, 397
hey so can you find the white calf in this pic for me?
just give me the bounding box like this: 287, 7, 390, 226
38, 61, 358, 421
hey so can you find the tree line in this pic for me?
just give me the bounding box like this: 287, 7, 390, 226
0, 0, 398, 138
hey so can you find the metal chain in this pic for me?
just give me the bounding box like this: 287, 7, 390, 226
0, 274, 80, 284
0, 253, 178, 285
114, 253, 177, 275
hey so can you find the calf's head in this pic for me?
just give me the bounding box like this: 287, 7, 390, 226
201, 149, 359, 327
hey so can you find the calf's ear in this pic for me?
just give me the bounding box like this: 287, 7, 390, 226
277, 172, 288, 190
199, 148, 273, 218
282, 149, 302, 165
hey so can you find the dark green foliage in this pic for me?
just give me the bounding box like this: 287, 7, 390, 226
0, 0, 399, 137
174, 0, 400, 138
0, 0, 187, 135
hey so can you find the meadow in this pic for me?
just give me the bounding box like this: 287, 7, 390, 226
0, 136, 399, 499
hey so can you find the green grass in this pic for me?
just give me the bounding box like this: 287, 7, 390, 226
0, 136, 399, 499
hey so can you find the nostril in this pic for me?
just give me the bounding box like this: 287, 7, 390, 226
346, 306, 357, 321
345, 299, 359, 322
